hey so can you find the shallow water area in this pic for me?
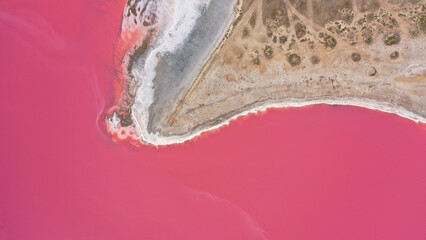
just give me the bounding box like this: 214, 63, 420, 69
0, 1, 425, 240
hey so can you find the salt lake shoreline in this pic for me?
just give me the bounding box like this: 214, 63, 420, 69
118, 0, 426, 147
132, 98, 426, 146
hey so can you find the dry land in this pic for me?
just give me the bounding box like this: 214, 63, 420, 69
122, 0, 426, 145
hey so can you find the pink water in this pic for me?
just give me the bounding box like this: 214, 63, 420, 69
1, 1, 425, 239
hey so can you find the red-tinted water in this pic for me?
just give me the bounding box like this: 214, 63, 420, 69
1, 1, 425, 239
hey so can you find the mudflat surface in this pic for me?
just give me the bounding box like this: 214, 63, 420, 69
144, 0, 237, 134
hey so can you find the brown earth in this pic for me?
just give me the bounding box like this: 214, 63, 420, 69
141, 0, 426, 138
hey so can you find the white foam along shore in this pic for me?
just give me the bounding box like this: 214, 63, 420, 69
133, 97, 426, 146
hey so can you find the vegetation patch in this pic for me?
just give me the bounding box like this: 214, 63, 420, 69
368, 67, 377, 76
252, 57, 260, 65
419, 15, 426, 34
288, 54, 301, 66
311, 56, 320, 65
249, 11, 257, 28
295, 23, 307, 39
323, 35, 337, 49
390, 51, 399, 59
384, 33, 400, 45
279, 36, 288, 44
264, 46, 273, 59
351, 52, 361, 62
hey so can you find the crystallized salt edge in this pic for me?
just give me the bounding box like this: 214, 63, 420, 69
132, 98, 426, 146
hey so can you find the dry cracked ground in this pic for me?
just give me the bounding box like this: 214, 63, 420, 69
149, 0, 426, 138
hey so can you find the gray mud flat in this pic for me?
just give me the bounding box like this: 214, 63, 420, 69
132, 0, 237, 135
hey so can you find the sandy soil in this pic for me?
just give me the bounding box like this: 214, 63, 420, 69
115, 0, 426, 145
147, 0, 426, 145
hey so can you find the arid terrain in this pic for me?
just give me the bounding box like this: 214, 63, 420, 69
112, 0, 426, 145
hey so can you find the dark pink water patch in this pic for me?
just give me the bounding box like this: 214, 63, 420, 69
1, 1, 425, 240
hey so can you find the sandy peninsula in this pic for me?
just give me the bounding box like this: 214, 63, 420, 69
108, 0, 426, 145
